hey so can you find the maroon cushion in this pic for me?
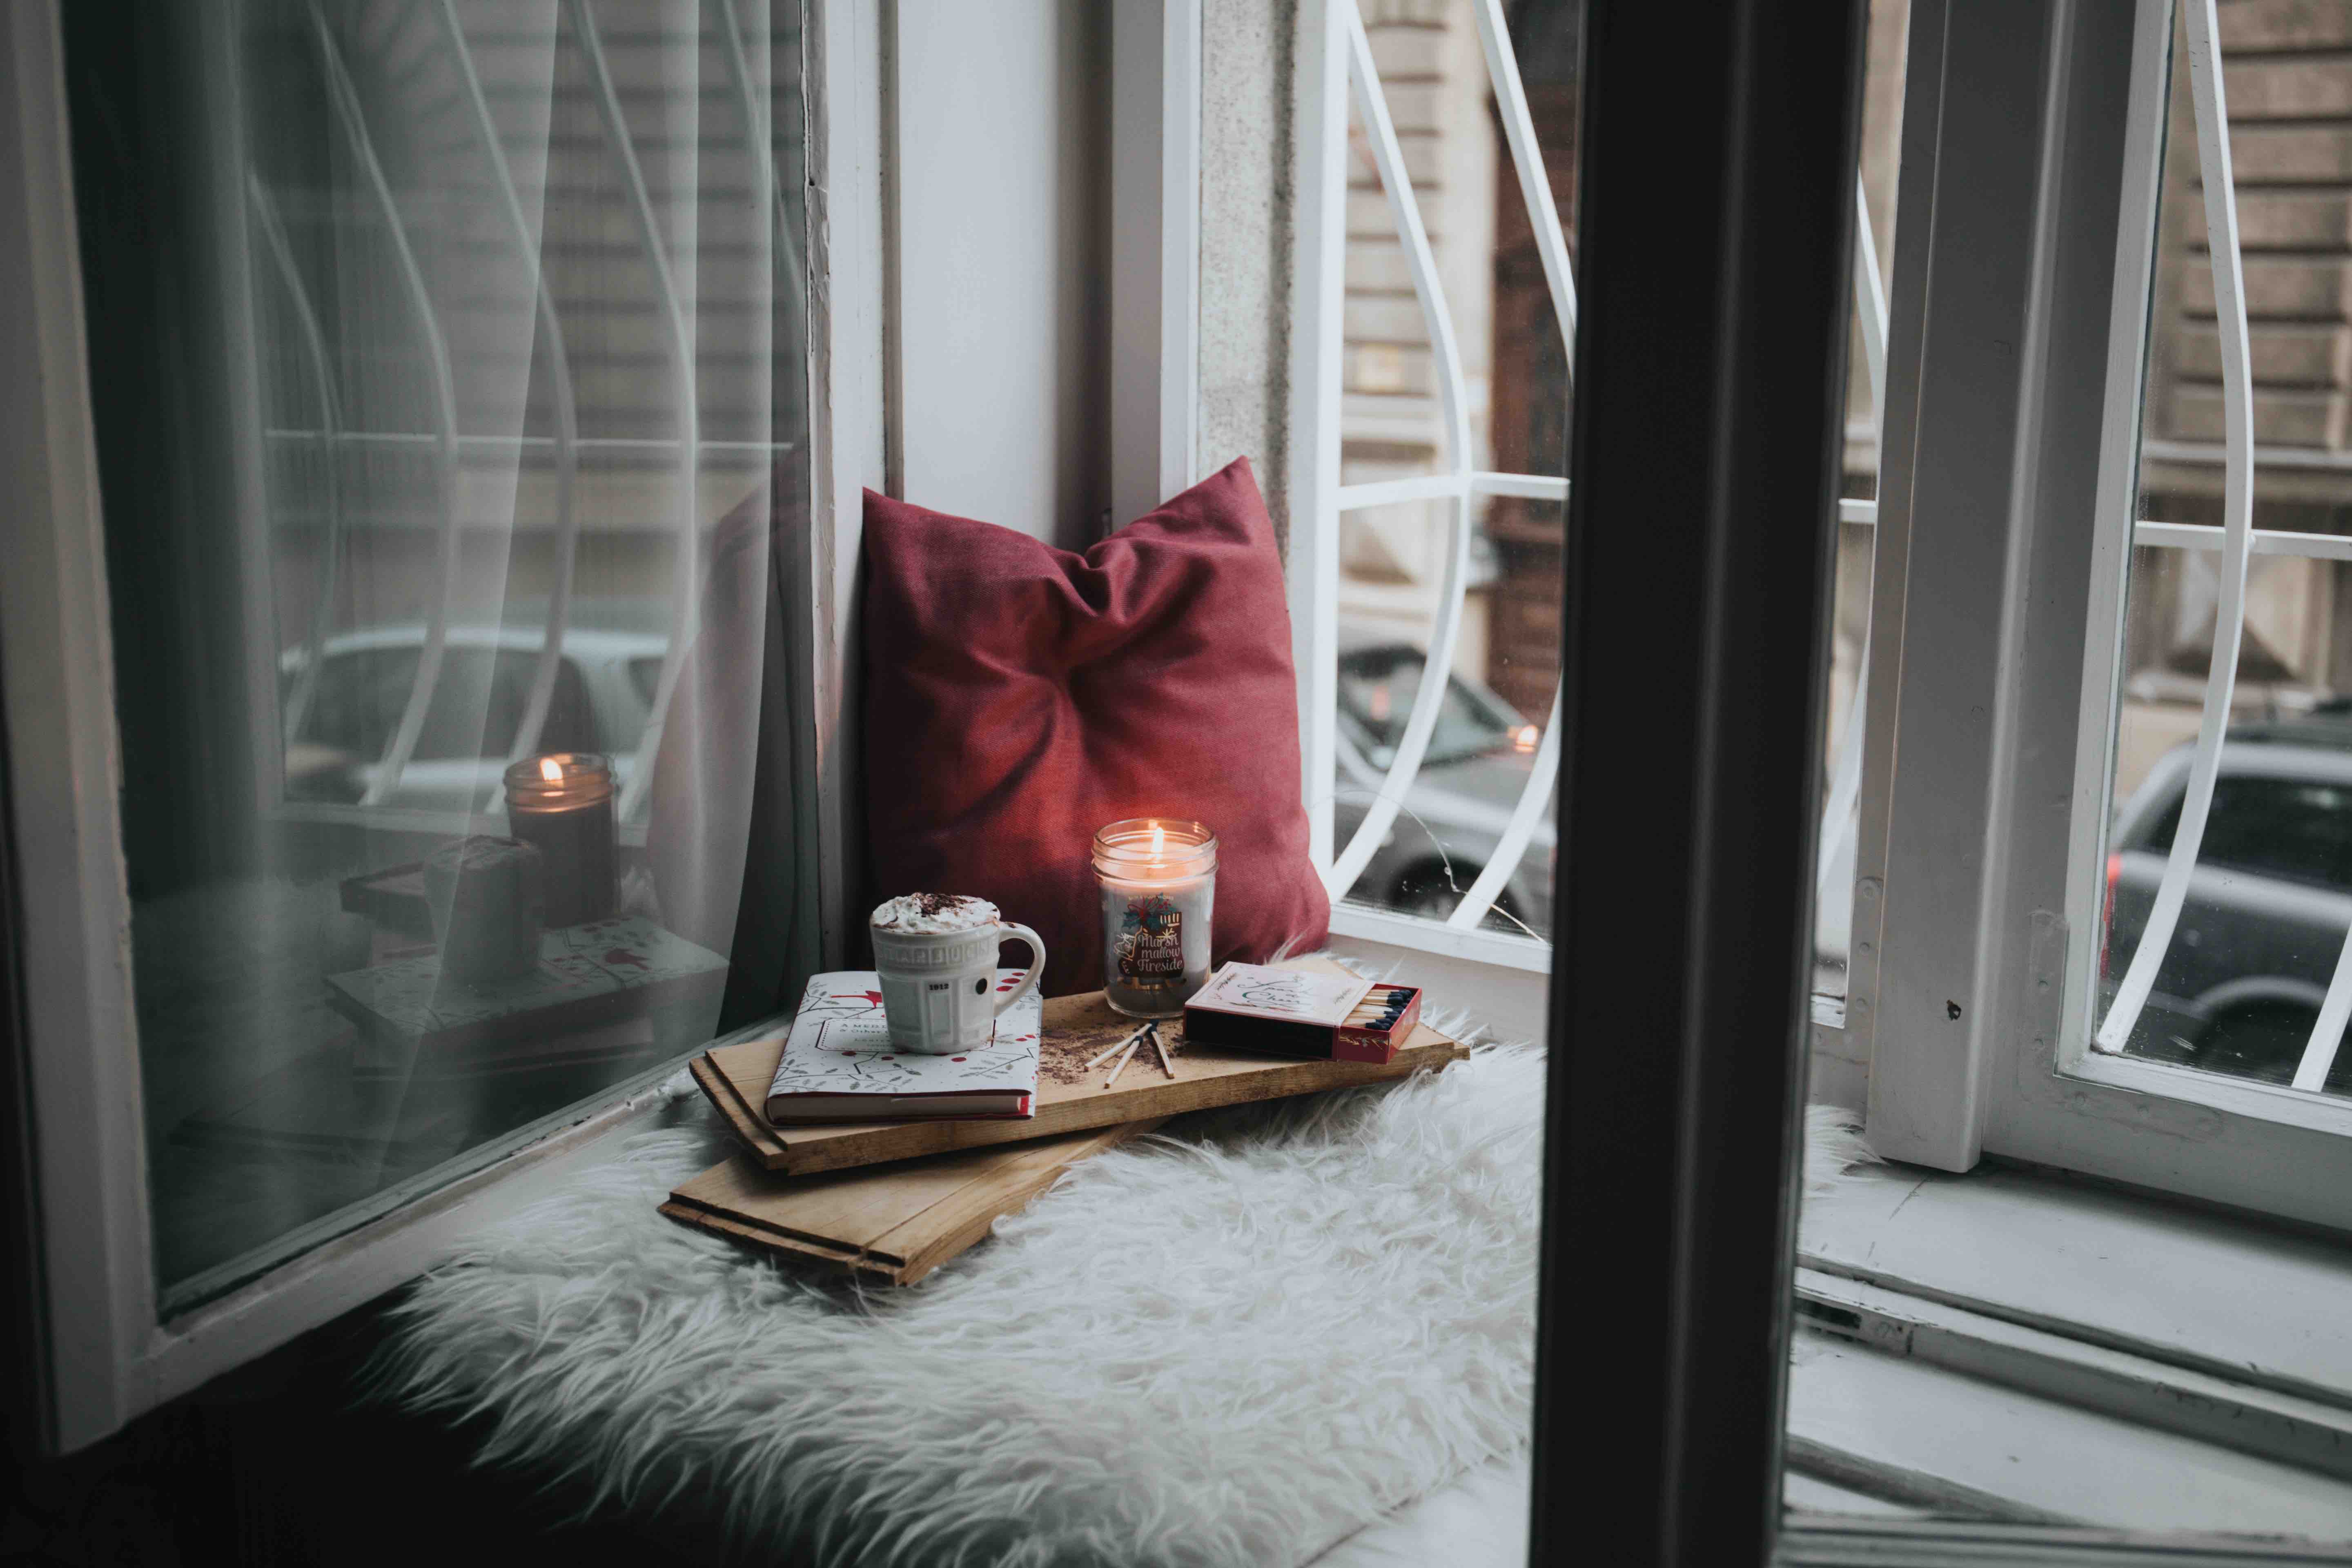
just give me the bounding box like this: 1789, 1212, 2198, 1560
861, 458, 1329, 996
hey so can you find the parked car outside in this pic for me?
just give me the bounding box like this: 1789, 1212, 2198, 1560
2105, 708, 2352, 1090
279, 618, 666, 812
1331, 624, 1555, 935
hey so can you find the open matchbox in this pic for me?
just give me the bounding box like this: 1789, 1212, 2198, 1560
1181, 963, 1424, 1064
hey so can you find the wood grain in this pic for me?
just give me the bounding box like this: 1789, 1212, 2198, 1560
688, 959, 1470, 1174
660, 1118, 1165, 1285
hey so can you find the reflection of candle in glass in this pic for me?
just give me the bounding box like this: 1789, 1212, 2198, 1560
1092, 817, 1217, 1018
503, 751, 617, 927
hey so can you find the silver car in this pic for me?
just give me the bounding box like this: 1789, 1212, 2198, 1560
1330, 629, 1555, 935
2105, 713, 2352, 1089
278, 617, 666, 811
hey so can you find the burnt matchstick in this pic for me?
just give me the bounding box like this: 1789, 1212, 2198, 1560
1149, 1022, 1176, 1078
1085, 1022, 1153, 1070
1102, 1033, 1143, 1089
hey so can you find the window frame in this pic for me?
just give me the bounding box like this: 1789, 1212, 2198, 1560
0, 0, 887, 1452
1853, 0, 2352, 1231
1528, 0, 1865, 1550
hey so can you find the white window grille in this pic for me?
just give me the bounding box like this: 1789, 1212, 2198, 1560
2080, 0, 2352, 1100
1296, 0, 1891, 972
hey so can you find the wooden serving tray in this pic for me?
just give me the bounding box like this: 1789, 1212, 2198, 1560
688, 958, 1469, 1176
659, 1119, 1165, 1286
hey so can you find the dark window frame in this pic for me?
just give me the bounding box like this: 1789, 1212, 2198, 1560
1528, 0, 1866, 1559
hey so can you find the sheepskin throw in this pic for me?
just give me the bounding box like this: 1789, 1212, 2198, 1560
379, 1011, 1875, 1568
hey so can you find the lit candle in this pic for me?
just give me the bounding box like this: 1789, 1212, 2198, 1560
503, 752, 617, 928
1092, 817, 1217, 1018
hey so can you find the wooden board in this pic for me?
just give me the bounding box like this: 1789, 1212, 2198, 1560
688, 958, 1470, 1175
659, 1118, 1165, 1285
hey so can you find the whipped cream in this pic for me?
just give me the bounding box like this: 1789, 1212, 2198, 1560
871, 892, 998, 935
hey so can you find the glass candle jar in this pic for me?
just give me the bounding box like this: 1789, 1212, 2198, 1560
503, 752, 617, 927
1092, 818, 1217, 1018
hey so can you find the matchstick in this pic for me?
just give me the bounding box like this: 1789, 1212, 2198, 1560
1149, 1023, 1176, 1078
1102, 1034, 1142, 1089
1085, 1023, 1151, 1070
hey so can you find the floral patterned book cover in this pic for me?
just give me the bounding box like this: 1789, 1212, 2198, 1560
764, 970, 1041, 1123
326, 914, 728, 1049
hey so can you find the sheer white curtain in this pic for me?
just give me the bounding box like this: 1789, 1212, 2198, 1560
105, 0, 806, 1307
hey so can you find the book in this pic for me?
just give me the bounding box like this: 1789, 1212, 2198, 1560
659, 1119, 1164, 1286
691, 960, 1474, 1175
764, 970, 1042, 1123
339, 860, 432, 937
325, 913, 728, 1054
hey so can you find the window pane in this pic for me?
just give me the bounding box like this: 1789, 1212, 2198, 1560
1329, 0, 1571, 943
1323, 0, 1899, 964
71, 0, 811, 1310
2092, 3, 2352, 1100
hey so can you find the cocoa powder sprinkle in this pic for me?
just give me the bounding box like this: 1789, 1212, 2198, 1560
874, 892, 976, 928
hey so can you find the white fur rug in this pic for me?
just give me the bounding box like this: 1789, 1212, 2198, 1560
376, 1007, 1875, 1568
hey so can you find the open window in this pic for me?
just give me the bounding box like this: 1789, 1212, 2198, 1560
1856, 0, 2352, 1232
0, 0, 882, 1451
1285, 0, 1898, 1002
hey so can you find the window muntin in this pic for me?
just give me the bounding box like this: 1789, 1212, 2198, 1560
87, 0, 809, 1312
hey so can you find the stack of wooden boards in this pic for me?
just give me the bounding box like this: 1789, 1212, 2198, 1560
662, 958, 1470, 1284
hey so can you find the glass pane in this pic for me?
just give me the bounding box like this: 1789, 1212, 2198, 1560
1330, 0, 1570, 943
2092, 1, 2352, 1099
1328, 0, 1898, 962
71, 0, 811, 1312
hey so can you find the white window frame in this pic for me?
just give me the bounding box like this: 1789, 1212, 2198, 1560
1855, 0, 2352, 1232
0, 0, 889, 1451
1287, 0, 1886, 979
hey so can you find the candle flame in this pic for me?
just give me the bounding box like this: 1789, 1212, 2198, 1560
1514, 724, 1539, 754
539, 756, 565, 783
1150, 822, 1165, 860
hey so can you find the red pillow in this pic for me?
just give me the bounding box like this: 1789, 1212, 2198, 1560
861, 458, 1329, 996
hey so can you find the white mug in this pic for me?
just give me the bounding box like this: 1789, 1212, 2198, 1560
869, 895, 1047, 1054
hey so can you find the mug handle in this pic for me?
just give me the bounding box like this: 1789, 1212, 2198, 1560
992, 923, 1047, 1018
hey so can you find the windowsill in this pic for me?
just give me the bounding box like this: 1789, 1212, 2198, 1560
1325, 904, 1554, 977
1320, 929, 1552, 1043
1792, 1155, 2352, 1530
1802, 1159, 2352, 1402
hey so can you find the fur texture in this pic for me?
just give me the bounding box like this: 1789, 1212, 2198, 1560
377, 1007, 1877, 1567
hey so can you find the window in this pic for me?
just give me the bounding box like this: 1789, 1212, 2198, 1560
1288, 0, 1899, 981
1855, 0, 2352, 1228
0, 0, 889, 1450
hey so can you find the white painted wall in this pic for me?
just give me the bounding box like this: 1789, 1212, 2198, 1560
892, 0, 1108, 548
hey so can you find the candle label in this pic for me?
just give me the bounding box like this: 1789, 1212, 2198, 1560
1115, 894, 1187, 990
